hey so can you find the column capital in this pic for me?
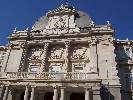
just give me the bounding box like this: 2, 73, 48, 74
4, 84, 10, 88
60, 87, 66, 89
25, 83, 30, 87
31, 85, 36, 88
87, 40, 92, 44
44, 42, 50, 47
64, 41, 71, 47
84, 87, 91, 90
53, 86, 59, 89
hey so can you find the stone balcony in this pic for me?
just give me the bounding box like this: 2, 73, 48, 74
0, 72, 99, 81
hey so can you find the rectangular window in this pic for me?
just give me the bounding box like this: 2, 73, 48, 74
73, 63, 85, 72
50, 65, 61, 73
30, 65, 39, 73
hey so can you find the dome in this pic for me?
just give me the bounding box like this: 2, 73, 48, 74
32, 16, 49, 31
32, 5, 93, 31
75, 11, 93, 28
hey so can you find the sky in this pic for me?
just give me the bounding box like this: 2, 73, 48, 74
0, 0, 133, 45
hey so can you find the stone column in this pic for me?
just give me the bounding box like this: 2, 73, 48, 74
30, 87, 35, 100
0, 85, 5, 100
93, 90, 101, 100
60, 88, 65, 100
85, 88, 90, 100
3, 86, 9, 100
41, 42, 49, 72
64, 41, 70, 72
24, 86, 29, 100
53, 88, 58, 100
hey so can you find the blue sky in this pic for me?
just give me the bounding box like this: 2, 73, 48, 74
0, 0, 133, 45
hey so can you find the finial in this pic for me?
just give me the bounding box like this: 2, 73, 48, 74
90, 21, 95, 27
26, 28, 29, 31
107, 21, 111, 25
13, 27, 17, 33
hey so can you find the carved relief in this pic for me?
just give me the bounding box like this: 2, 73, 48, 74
43, 11, 80, 34
70, 44, 90, 72
54, 15, 68, 29
71, 45, 88, 60
27, 46, 43, 72
48, 45, 65, 60
28, 47, 43, 61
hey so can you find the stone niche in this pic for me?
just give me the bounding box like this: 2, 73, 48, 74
70, 43, 90, 72
26, 46, 43, 72
48, 44, 66, 72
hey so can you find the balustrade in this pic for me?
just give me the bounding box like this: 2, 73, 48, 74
0, 72, 98, 80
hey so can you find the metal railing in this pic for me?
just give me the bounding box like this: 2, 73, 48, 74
0, 72, 98, 80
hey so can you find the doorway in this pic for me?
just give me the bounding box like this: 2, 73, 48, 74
70, 93, 85, 100
44, 92, 54, 100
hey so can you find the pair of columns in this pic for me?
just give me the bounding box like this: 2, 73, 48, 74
23, 86, 64, 100
2, 85, 35, 100
53, 88, 65, 100
23, 87, 91, 100
2, 86, 91, 100
3, 86, 9, 100
24, 86, 35, 100
53, 88, 90, 100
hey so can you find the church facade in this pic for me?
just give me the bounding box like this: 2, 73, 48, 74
0, 3, 133, 100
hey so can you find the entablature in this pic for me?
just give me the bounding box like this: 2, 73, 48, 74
8, 25, 114, 41
115, 40, 133, 46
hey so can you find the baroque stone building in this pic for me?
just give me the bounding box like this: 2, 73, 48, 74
0, 3, 133, 100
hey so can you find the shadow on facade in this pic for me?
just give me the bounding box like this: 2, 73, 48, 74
100, 85, 114, 100
115, 45, 132, 100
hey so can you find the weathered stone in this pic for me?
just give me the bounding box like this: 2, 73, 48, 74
0, 3, 132, 100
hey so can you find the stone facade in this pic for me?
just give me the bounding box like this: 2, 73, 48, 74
0, 3, 133, 100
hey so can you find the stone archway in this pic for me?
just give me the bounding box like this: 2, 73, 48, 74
70, 93, 85, 100
44, 92, 54, 100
